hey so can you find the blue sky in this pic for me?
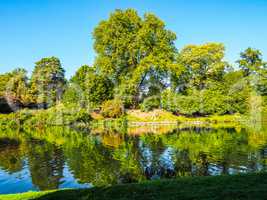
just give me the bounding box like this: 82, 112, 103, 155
1, 0, 267, 78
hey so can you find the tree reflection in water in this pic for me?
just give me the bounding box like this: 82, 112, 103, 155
1, 124, 267, 193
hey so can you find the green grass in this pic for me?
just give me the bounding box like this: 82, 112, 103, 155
1, 173, 267, 200
0, 191, 52, 200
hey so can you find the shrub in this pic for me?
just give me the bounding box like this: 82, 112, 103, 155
161, 89, 177, 113
140, 96, 161, 112
62, 83, 85, 105
70, 109, 93, 124
0, 113, 18, 129
161, 88, 246, 116
22, 104, 93, 126
101, 99, 124, 118
161, 89, 201, 115
46, 104, 92, 125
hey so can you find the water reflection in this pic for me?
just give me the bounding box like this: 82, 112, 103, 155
1, 124, 267, 194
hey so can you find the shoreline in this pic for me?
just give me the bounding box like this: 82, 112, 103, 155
1, 173, 267, 200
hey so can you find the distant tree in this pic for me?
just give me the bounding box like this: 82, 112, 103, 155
62, 83, 85, 106
173, 43, 229, 91
237, 48, 265, 77
93, 9, 177, 106
0, 68, 30, 104
30, 57, 66, 107
70, 65, 92, 91
237, 48, 267, 95
70, 65, 113, 106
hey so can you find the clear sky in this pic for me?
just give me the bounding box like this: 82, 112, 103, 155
1, 0, 267, 78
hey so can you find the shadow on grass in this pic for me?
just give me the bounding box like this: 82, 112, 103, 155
31, 189, 89, 200
27, 173, 267, 200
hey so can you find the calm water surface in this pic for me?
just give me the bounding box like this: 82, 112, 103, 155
0, 125, 267, 194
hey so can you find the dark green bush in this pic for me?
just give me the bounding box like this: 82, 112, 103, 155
140, 96, 161, 112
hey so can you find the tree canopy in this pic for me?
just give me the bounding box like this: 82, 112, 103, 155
30, 57, 66, 107
173, 43, 229, 91
93, 9, 177, 106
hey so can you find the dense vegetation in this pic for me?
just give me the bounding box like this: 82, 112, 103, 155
1, 9, 267, 120
1, 173, 267, 200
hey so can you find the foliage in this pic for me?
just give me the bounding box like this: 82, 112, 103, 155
161, 82, 249, 116
0, 113, 18, 129
85, 73, 114, 105
62, 83, 85, 106
0, 68, 30, 104
237, 47, 266, 77
172, 43, 229, 91
70, 65, 92, 90
30, 57, 66, 107
126, 109, 178, 122
70, 65, 114, 106
0, 105, 92, 129
161, 89, 201, 115
26, 104, 92, 126
140, 96, 161, 112
237, 47, 267, 95
100, 99, 124, 118
93, 9, 177, 106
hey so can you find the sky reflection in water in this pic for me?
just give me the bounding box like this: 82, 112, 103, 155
0, 125, 267, 194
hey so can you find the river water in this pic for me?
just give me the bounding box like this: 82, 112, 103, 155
0, 125, 267, 194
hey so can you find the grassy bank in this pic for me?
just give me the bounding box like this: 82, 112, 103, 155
0, 104, 92, 129
92, 109, 242, 126
126, 109, 242, 123
1, 107, 243, 131
1, 173, 267, 200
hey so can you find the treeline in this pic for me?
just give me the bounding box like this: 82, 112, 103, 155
0, 57, 65, 109
1, 9, 267, 117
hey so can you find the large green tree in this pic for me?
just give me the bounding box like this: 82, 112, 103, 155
93, 9, 177, 107
173, 43, 229, 91
30, 57, 66, 107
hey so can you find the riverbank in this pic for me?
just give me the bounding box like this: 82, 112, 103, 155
0, 106, 251, 130
1, 173, 267, 200
92, 109, 242, 125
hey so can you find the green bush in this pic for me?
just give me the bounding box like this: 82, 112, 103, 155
70, 109, 93, 124
100, 99, 124, 118
0, 113, 18, 129
2, 104, 93, 128
62, 83, 85, 105
44, 104, 92, 125
140, 96, 161, 112
161, 88, 248, 116
161, 90, 201, 115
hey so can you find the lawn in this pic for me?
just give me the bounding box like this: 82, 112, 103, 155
1, 173, 267, 200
